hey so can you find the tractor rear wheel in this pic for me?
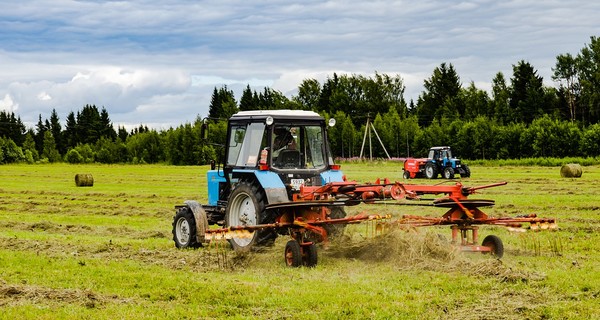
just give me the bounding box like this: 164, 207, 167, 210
172, 207, 201, 248
425, 162, 438, 179
482, 235, 504, 258
225, 181, 275, 252
443, 167, 455, 179
284, 240, 302, 267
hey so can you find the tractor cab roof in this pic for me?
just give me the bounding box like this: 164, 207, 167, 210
430, 146, 451, 151
230, 110, 324, 122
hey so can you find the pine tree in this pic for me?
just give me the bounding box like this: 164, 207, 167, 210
208, 86, 238, 120
510, 60, 545, 124
99, 107, 117, 140
491, 72, 512, 124
34, 115, 47, 156
239, 85, 256, 111
0, 111, 26, 145
64, 112, 78, 148
49, 109, 64, 155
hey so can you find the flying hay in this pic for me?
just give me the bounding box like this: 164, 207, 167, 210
560, 164, 582, 178
75, 174, 94, 187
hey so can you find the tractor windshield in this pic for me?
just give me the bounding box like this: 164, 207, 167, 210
444, 149, 452, 159
272, 124, 327, 170
225, 120, 329, 170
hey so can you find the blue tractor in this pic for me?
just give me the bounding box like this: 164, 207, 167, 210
172, 110, 346, 255
423, 146, 470, 179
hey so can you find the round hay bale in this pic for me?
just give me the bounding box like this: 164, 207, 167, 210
75, 174, 94, 187
560, 164, 582, 178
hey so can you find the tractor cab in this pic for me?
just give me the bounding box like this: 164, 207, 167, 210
224, 110, 340, 192
429, 146, 454, 168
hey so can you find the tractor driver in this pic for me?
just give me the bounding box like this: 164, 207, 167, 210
272, 127, 297, 159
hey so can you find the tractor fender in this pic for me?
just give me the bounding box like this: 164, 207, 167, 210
320, 170, 345, 184
183, 200, 209, 243
234, 169, 289, 204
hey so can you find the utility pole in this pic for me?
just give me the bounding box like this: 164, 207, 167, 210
359, 116, 391, 160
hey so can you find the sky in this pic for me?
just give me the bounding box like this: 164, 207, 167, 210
1, 1, 598, 131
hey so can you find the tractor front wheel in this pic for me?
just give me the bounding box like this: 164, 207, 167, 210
443, 167, 455, 179
403, 170, 411, 179
172, 207, 201, 248
482, 235, 504, 258
461, 164, 471, 178
425, 162, 438, 179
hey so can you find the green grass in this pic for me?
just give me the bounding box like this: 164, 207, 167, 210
1, 163, 599, 319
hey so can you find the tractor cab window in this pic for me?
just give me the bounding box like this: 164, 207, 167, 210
428, 149, 436, 160
445, 149, 452, 159
227, 122, 266, 167
272, 124, 326, 170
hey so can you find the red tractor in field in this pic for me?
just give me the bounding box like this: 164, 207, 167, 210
403, 146, 471, 179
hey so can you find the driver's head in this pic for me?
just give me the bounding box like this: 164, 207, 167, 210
274, 127, 293, 149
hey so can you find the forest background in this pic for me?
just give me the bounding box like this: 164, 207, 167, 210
1, 36, 600, 165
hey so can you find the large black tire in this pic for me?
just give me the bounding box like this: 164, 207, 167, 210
304, 243, 318, 267
284, 240, 302, 267
225, 181, 276, 252
461, 164, 471, 178
425, 162, 438, 179
324, 206, 347, 238
482, 235, 504, 258
172, 207, 201, 248
443, 167, 455, 179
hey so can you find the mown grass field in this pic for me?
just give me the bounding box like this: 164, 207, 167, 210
1, 162, 599, 319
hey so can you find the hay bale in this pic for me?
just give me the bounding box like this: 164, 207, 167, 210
75, 174, 94, 187
560, 163, 582, 178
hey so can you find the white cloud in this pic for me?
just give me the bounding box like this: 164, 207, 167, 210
37, 92, 52, 101
0, 94, 19, 113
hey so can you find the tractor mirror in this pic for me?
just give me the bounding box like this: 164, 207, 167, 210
328, 118, 336, 127
200, 118, 209, 140
234, 129, 245, 144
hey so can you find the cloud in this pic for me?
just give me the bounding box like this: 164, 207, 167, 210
37, 92, 52, 101
3, 65, 191, 126
0, 0, 598, 129
0, 94, 18, 113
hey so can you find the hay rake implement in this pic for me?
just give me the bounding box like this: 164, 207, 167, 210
190, 179, 556, 266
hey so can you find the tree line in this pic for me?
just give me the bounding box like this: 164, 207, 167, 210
1, 36, 599, 165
